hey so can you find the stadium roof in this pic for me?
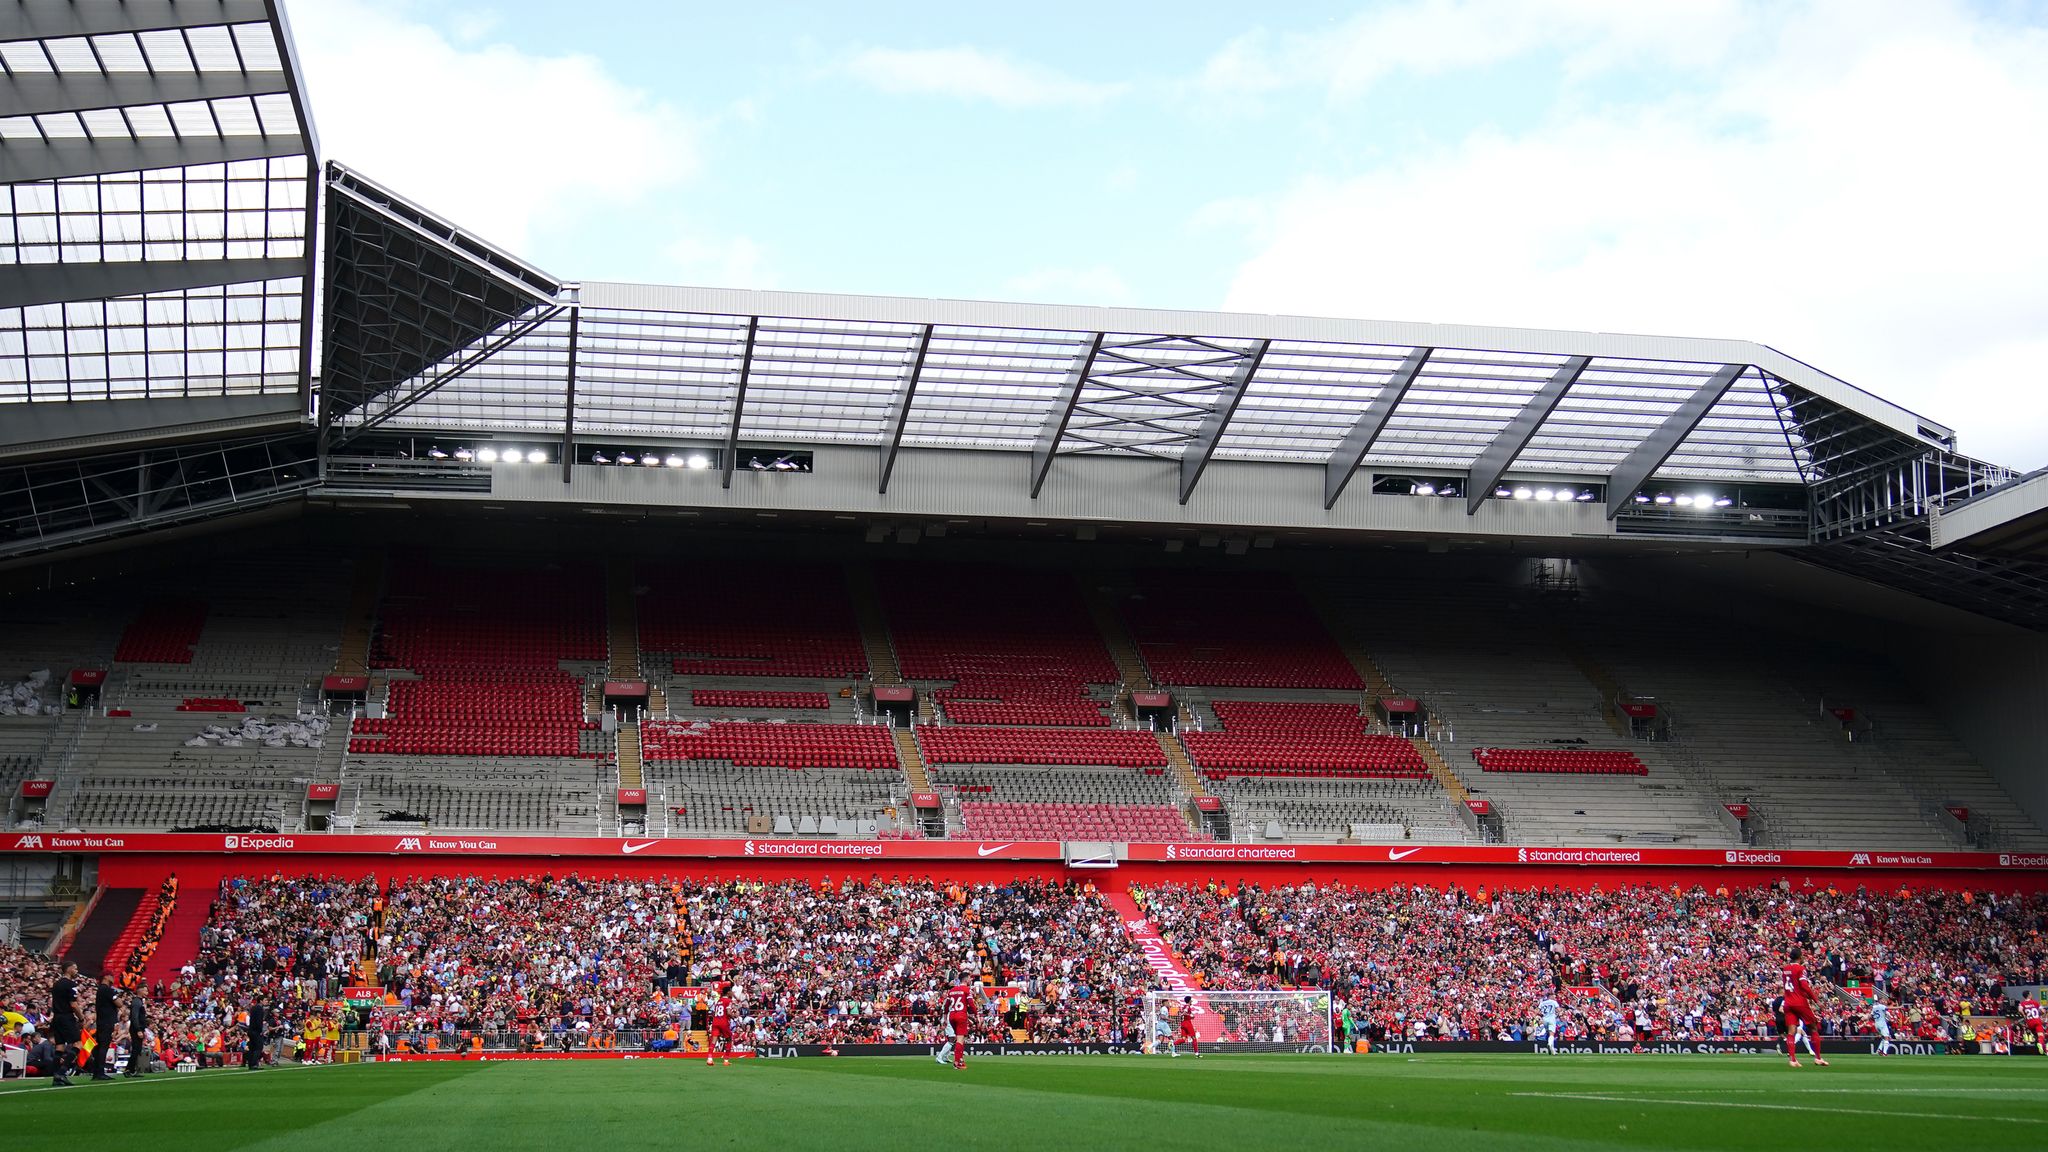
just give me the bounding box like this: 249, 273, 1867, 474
2, 0, 2044, 631
1934, 469, 2048, 559
0, 0, 316, 452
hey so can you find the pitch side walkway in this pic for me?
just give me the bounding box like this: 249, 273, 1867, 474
1103, 889, 1223, 1043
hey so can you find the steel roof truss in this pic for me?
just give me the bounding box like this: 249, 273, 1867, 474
1602, 362, 1749, 517
1465, 355, 1590, 513
1324, 347, 1431, 509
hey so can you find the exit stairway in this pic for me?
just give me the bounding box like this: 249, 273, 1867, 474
333, 550, 384, 678
845, 565, 904, 684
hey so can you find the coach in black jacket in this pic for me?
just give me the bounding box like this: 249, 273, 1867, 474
245, 1001, 268, 1070
125, 992, 150, 1076
90, 981, 118, 1080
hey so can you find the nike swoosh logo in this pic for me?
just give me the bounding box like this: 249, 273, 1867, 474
1388, 848, 1422, 861
976, 843, 1014, 857
621, 841, 660, 854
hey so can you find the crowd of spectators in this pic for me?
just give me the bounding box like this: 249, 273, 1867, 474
1133, 880, 2048, 1045
7, 873, 2045, 1064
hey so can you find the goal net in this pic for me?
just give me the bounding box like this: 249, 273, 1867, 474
1140, 989, 1334, 1054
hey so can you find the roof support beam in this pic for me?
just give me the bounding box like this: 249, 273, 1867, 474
0, 256, 301, 310
560, 306, 581, 484
0, 1, 272, 43
342, 304, 565, 439
0, 135, 306, 184
1029, 332, 1106, 499
1465, 355, 1590, 514
1604, 362, 1749, 518
1324, 347, 1431, 510
1178, 339, 1270, 505
0, 71, 291, 119
720, 317, 760, 490
878, 324, 934, 495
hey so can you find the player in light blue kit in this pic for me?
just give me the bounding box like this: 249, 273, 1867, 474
1538, 997, 1561, 1054
1870, 997, 1895, 1056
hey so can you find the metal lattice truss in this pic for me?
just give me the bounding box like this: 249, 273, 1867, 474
351, 277, 1931, 516
0, 0, 317, 415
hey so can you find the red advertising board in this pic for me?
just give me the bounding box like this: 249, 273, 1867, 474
1465, 799, 1492, 816
1620, 702, 1658, 719
603, 681, 648, 697
872, 685, 915, 703
617, 789, 647, 806
910, 793, 941, 809
19, 780, 53, 799
68, 669, 107, 686
1193, 797, 1223, 812
0, 831, 2042, 873
1379, 697, 1419, 714
1130, 692, 1172, 709
1830, 707, 1857, 723
1725, 803, 1750, 821
1947, 806, 1970, 823
322, 675, 369, 693
306, 783, 340, 802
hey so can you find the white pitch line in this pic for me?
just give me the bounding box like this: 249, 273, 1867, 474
1508, 1091, 2048, 1124
0, 1061, 350, 1098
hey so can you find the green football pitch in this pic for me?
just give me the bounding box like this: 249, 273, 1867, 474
4, 1054, 2045, 1150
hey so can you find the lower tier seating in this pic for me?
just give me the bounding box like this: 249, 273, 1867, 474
640, 721, 898, 769
959, 802, 1195, 842
689, 690, 830, 710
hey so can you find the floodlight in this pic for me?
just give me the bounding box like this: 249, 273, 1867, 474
1414, 483, 1435, 496
665, 454, 687, 468
454, 447, 475, 462
1575, 490, 1597, 502
1512, 487, 1533, 500
526, 449, 548, 464
1534, 488, 1554, 501
642, 453, 663, 467
1713, 496, 1734, 508
591, 452, 611, 465
1495, 487, 1513, 498
1653, 493, 1673, 505
478, 447, 500, 463
686, 454, 711, 471
1633, 494, 1651, 504
1692, 493, 1714, 509
427, 446, 449, 460
614, 453, 635, 465
1673, 494, 1694, 507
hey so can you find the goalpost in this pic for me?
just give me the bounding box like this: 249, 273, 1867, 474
1140, 989, 1335, 1054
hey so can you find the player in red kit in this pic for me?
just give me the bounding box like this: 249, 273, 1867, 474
2020, 996, 2045, 1052
1176, 995, 1202, 1058
705, 983, 736, 1066
933, 964, 981, 1071
1780, 951, 1829, 1068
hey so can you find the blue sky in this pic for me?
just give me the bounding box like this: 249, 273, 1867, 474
288, 0, 2048, 468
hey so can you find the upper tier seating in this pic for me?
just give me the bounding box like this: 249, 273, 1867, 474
1181, 701, 1429, 779
690, 689, 830, 710
882, 564, 1118, 724
1474, 748, 1647, 775
918, 727, 1168, 767
640, 720, 898, 770
114, 600, 207, 664
359, 561, 602, 758
1118, 571, 1361, 689
640, 562, 866, 679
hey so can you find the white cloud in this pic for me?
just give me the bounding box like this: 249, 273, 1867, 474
845, 46, 1126, 108
1201, 0, 1752, 98
290, 0, 697, 258
1217, 0, 2048, 469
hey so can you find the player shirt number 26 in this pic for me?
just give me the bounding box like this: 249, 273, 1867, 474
944, 987, 971, 1016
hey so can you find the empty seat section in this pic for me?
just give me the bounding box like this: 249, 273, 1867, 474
114, 600, 207, 664
1473, 747, 1648, 775
1181, 701, 1428, 779
640, 562, 866, 678
353, 560, 602, 757
959, 802, 1193, 841
881, 563, 1117, 725
918, 727, 1167, 768
640, 721, 897, 769
1117, 571, 1360, 689
690, 690, 830, 710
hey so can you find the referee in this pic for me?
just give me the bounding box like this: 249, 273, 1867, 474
90, 978, 118, 1080
49, 961, 81, 1087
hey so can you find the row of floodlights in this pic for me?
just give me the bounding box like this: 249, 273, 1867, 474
425, 445, 550, 465
590, 450, 713, 470
1493, 486, 1598, 502
1633, 491, 1737, 509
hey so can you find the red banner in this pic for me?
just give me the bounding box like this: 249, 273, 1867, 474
603, 681, 648, 697
1193, 797, 1223, 812
306, 783, 340, 802
1131, 692, 1172, 709
19, 780, 53, 799
1380, 697, 1419, 714
1465, 799, 1492, 816
1947, 806, 1970, 823
1725, 803, 1750, 820
1830, 707, 1857, 723
1620, 702, 1658, 719
910, 793, 940, 809
322, 675, 369, 692
617, 789, 647, 806
0, 831, 2042, 872
68, 669, 106, 686
871, 685, 915, 703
